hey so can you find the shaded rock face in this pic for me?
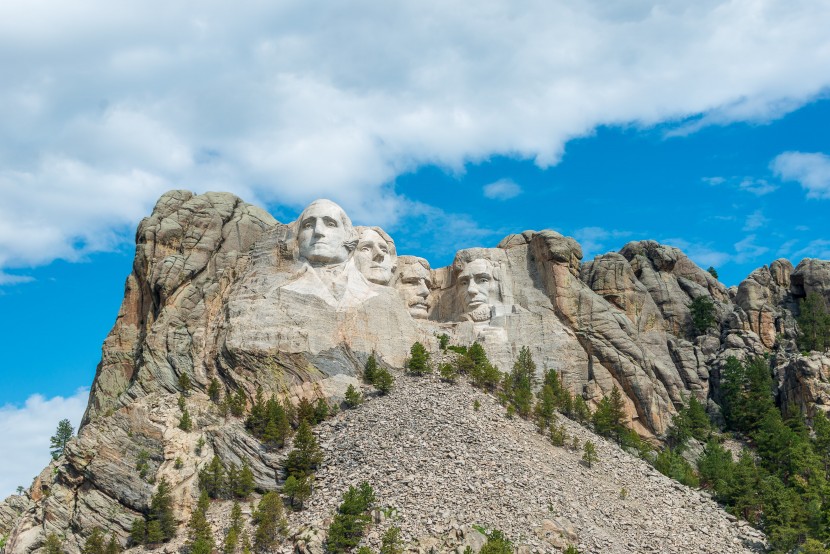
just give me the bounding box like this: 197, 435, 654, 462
3, 190, 829, 553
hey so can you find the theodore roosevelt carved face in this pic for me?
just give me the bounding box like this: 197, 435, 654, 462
395, 257, 432, 319
296, 199, 356, 266
457, 258, 499, 322
354, 227, 397, 285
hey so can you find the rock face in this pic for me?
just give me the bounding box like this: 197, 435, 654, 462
2, 190, 828, 553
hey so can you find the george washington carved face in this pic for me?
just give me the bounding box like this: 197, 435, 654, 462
296, 199, 356, 266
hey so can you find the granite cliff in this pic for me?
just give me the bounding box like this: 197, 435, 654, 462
2, 190, 829, 553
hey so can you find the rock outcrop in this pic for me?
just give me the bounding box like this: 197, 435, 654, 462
2, 190, 829, 553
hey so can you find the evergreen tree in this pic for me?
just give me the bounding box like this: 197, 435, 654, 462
438, 334, 450, 351
179, 407, 193, 432
325, 483, 375, 553
129, 518, 146, 546
105, 534, 121, 554
178, 372, 192, 394
283, 420, 323, 479
373, 367, 394, 395
797, 291, 830, 353
697, 439, 735, 500
572, 396, 591, 424
506, 346, 536, 418
50, 419, 74, 460
467, 342, 501, 391
235, 461, 255, 499
689, 295, 716, 336
439, 362, 459, 383
83, 528, 105, 554
813, 410, 830, 475
297, 397, 315, 423
533, 384, 556, 429
44, 533, 64, 554
406, 342, 431, 375
592, 387, 626, 442
380, 526, 403, 554
479, 529, 512, 554
364, 353, 378, 384
208, 378, 222, 403
345, 385, 363, 408
582, 441, 599, 469
707, 266, 719, 279
223, 527, 239, 554
253, 491, 286, 552
199, 456, 227, 499
283, 474, 313, 511
313, 398, 330, 423
148, 477, 177, 542
229, 389, 247, 417
186, 491, 215, 554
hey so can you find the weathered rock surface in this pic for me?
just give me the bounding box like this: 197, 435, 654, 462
2, 190, 829, 553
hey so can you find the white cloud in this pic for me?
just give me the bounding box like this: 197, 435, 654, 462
3, 1, 830, 271
573, 226, 633, 258
702, 176, 726, 186
772, 151, 830, 199
743, 209, 768, 231
791, 239, 830, 261
0, 389, 88, 498
660, 237, 731, 268
734, 234, 769, 263
483, 179, 522, 200
738, 178, 777, 196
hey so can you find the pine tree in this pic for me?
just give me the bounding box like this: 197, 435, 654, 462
83, 528, 105, 554
797, 291, 830, 353
50, 419, 74, 460
707, 266, 719, 279
253, 492, 286, 552
297, 397, 315, 423
129, 518, 146, 546
283, 419, 323, 479
479, 529, 513, 554
178, 372, 192, 394
506, 346, 536, 418
345, 385, 363, 408
364, 353, 378, 384
534, 384, 556, 429
44, 533, 64, 554
582, 441, 599, 469
148, 477, 177, 542
208, 378, 222, 403
373, 367, 394, 395
380, 526, 404, 554
186, 491, 215, 554
199, 456, 227, 499
179, 407, 193, 432
439, 362, 459, 383
104, 534, 121, 554
689, 295, 716, 336
325, 483, 375, 553
235, 461, 255, 498
406, 342, 431, 375
313, 398, 330, 423
283, 474, 313, 511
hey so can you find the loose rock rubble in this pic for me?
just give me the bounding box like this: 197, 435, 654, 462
282, 372, 766, 554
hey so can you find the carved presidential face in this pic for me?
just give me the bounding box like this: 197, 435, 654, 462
297, 200, 353, 266
458, 258, 499, 321
355, 229, 396, 285
396, 259, 432, 319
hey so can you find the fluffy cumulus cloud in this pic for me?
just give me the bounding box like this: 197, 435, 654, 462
483, 179, 522, 200
772, 151, 830, 199
3, 0, 830, 271
0, 389, 88, 498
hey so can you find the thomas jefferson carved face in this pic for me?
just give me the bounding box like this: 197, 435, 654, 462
396, 259, 432, 319
296, 200, 355, 266
355, 228, 396, 285
458, 258, 499, 322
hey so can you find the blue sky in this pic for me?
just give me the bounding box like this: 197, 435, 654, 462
2, 0, 830, 497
